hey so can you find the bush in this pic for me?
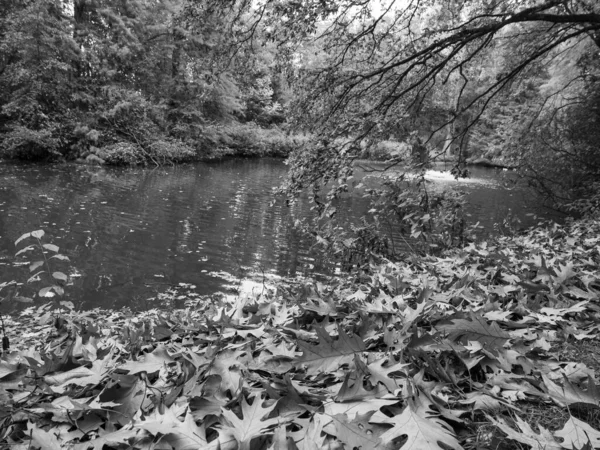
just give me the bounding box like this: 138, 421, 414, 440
199, 124, 307, 159
359, 140, 410, 161
99, 139, 196, 166
147, 139, 196, 164
101, 142, 145, 165
0, 125, 62, 160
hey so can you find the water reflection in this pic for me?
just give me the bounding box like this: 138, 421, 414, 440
0, 159, 559, 311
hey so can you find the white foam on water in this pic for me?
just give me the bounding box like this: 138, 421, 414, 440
423, 170, 497, 186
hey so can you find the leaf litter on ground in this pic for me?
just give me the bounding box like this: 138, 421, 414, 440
1, 217, 600, 449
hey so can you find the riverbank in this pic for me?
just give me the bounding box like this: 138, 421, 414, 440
75, 125, 305, 166
355, 140, 516, 169
2, 214, 599, 449
2, 130, 516, 169
1, 124, 308, 166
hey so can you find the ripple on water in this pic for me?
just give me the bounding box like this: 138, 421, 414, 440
0, 159, 559, 311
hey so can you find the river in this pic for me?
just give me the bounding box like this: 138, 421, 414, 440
0, 159, 561, 311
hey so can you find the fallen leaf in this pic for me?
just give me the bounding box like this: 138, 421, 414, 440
488, 414, 562, 450
554, 416, 600, 450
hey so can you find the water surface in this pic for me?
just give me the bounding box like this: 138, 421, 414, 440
0, 159, 559, 310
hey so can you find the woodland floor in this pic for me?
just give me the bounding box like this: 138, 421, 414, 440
1, 216, 600, 449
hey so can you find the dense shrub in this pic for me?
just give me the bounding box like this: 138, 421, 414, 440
0, 126, 62, 160
101, 142, 145, 165
358, 140, 411, 161
198, 124, 307, 159
147, 139, 196, 164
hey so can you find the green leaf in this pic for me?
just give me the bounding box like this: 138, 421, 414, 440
52, 271, 68, 282
39, 286, 56, 298
60, 301, 75, 310
15, 232, 32, 246
29, 261, 44, 272
31, 230, 45, 240
43, 244, 60, 252
15, 245, 35, 257
28, 270, 45, 283
50, 254, 70, 261
53, 285, 64, 296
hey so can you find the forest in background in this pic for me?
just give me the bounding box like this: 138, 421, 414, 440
1, 1, 599, 209
0, 0, 300, 165
3, 2, 600, 449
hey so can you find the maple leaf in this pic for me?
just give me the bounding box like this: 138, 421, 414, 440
485, 372, 545, 400
543, 374, 600, 408
119, 344, 176, 375
136, 406, 218, 449
554, 416, 600, 450
553, 262, 577, 284
97, 374, 148, 426
220, 394, 283, 450
366, 358, 409, 393
539, 301, 589, 320
207, 349, 247, 395
290, 416, 328, 450
436, 312, 511, 350
295, 325, 366, 374
328, 413, 387, 449
459, 391, 517, 412
44, 366, 103, 393
488, 415, 562, 450
335, 372, 389, 402
378, 392, 462, 450
301, 296, 338, 316
72, 428, 140, 450
190, 374, 230, 420
268, 425, 293, 450
324, 397, 400, 422
27, 422, 63, 450
541, 362, 596, 383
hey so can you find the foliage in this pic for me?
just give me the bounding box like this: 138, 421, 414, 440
0, 0, 291, 164
512, 82, 600, 205
308, 172, 470, 272
0, 126, 62, 160
100, 142, 146, 166
1, 230, 72, 308
202, 0, 600, 221
211, 124, 305, 158
2, 215, 600, 449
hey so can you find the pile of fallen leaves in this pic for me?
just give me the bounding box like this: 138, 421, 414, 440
1, 217, 600, 449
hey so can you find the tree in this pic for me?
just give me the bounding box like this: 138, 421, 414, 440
215, 1, 600, 195
0, 0, 292, 162
186, 0, 599, 258
0, 0, 78, 158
